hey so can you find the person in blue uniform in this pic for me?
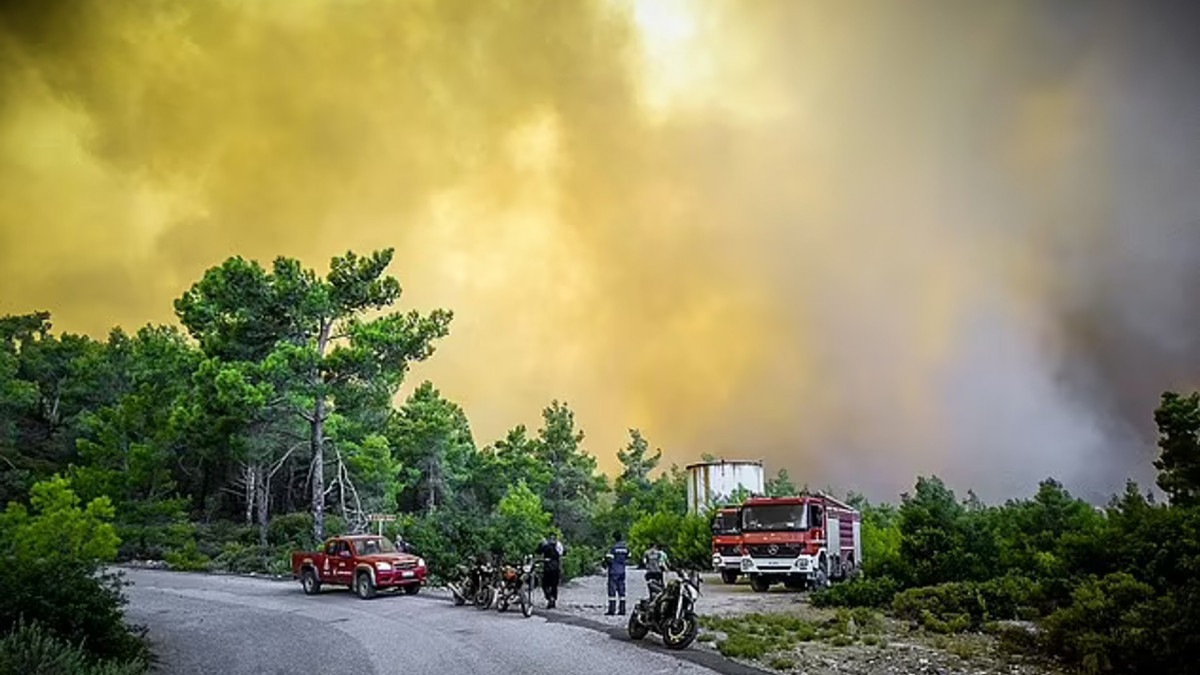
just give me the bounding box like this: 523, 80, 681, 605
602, 531, 629, 616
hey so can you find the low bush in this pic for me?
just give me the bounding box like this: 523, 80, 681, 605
210, 543, 290, 575
892, 575, 1040, 631
0, 620, 148, 675
811, 576, 900, 608
163, 541, 211, 572
717, 633, 771, 659
1039, 573, 1166, 675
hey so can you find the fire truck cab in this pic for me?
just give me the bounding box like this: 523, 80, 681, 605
710, 506, 743, 584
739, 494, 861, 592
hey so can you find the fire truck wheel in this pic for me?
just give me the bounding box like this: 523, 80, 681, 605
750, 576, 771, 593
720, 570, 740, 584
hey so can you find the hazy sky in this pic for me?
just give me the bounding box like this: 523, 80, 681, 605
2, 0, 1198, 502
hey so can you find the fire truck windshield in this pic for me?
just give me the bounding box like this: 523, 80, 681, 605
741, 504, 808, 532
712, 511, 740, 535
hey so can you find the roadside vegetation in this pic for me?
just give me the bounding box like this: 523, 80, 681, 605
3, 248, 1199, 675
803, 392, 1200, 675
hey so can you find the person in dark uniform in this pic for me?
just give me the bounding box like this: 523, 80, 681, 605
602, 531, 629, 616
536, 532, 565, 609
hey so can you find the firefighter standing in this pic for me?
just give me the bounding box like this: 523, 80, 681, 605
536, 532, 564, 609
642, 541, 669, 592
603, 531, 629, 616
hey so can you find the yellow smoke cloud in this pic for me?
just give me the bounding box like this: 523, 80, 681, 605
2, 0, 1197, 499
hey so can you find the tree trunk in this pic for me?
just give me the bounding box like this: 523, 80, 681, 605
311, 319, 332, 544
244, 464, 256, 526
256, 464, 270, 547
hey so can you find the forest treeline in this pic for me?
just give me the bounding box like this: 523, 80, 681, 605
2, 248, 1199, 674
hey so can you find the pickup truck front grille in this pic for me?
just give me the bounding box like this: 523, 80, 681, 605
395, 560, 417, 570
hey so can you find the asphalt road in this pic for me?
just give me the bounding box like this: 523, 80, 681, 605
122, 568, 767, 675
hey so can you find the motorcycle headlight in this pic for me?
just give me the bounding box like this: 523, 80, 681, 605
375, 562, 393, 571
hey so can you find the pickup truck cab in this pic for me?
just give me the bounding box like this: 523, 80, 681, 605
292, 535, 427, 599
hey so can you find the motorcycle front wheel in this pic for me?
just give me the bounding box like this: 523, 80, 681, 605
661, 614, 699, 650
627, 610, 650, 640
476, 586, 495, 610
521, 588, 533, 617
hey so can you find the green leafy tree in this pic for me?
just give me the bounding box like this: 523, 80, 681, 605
477, 425, 551, 508
69, 326, 200, 557
390, 381, 476, 513
765, 468, 798, 497
492, 481, 552, 561
176, 249, 451, 541
629, 511, 681, 561
898, 476, 968, 586
615, 429, 661, 507
1154, 391, 1200, 507
533, 401, 604, 542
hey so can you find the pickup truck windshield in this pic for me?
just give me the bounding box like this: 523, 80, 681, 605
712, 511, 740, 535
353, 538, 397, 556
742, 504, 808, 532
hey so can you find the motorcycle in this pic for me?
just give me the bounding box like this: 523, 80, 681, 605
474, 559, 498, 609
627, 568, 702, 649
446, 563, 479, 606
494, 555, 536, 618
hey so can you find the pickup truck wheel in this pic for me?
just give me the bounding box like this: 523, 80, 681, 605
301, 570, 321, 595
356, 572, 376, 600
403, 584, 420, 595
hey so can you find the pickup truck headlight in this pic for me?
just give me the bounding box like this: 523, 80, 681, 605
416, 557, 426, 568
375, 562, 393, 571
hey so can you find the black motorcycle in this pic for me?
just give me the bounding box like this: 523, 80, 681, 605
627, 569, 702, 649
494, 555, 536, 618
474, 559, 498, 609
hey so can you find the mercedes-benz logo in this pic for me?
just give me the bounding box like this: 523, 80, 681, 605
767, 544, 779, 555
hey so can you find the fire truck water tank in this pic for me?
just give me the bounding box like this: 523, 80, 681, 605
685, 460, 765, 514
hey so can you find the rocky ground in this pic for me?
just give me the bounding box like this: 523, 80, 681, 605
554, 572, 1064, 675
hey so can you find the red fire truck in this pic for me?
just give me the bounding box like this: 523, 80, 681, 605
710, 506, 743, 584
738, 493, 861, 592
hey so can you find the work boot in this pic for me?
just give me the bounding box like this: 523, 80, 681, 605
618, 600, 626, 616
547, 599, 555, 609
606, 600, 616, 615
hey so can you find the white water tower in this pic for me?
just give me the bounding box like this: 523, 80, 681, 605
685, 459, 765, 514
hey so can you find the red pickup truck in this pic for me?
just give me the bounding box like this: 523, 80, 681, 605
292, 534, 427, 599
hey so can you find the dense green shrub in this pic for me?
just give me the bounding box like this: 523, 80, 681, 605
672, 514, 714, 570
0, 477, 149, 665
163, 541, 211, 571
112, 500, 194, 561
267, 512, 319, 550
628, 511, 680, 561
627, 511, 712, 570
1039, 573, 1166, 675
0, 620, 148, 675
892, 582, 986, 631
561, 543, 601, 581
811, 576, 900, 608
211, 543, 289, 575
